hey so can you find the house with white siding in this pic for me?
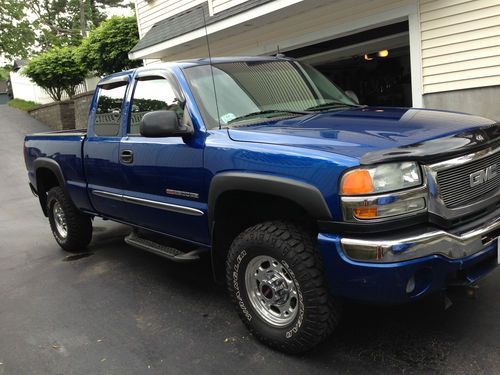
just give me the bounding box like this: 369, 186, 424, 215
130, 0, 500, 120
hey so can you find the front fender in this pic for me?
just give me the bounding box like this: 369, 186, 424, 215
207, 172, 332, 227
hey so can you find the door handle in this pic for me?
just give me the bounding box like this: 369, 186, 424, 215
120, 150, 134, 164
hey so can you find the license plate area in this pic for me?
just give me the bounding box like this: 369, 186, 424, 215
481, 227, 500, 246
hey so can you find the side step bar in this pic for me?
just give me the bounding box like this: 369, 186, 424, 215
124, 231, 208, 263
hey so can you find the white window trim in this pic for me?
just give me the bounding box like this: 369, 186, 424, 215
408, 8, 423, 107
207, 0, 215, 17
134, 0, 143, 38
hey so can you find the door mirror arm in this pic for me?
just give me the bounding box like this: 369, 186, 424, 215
174, 98, 186, 110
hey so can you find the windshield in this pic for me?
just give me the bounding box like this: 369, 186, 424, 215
183, 60, 357, 129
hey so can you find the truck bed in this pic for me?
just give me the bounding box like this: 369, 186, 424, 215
29, 128, 87, 136
24, 129, 90, 212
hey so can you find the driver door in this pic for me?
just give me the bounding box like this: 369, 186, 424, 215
119, 72, 208, 244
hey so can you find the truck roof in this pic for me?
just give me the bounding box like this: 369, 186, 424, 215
172, 55, 293, 67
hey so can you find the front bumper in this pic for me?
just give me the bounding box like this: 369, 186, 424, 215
341, 213, 500, 262
318, 212, 499, 304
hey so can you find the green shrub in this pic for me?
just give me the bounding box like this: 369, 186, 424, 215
23, 46, 87, 101
79, 16, 142, 76
0, 67, 10, 81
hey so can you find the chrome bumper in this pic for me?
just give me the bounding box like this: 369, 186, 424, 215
341, 214, 500, 263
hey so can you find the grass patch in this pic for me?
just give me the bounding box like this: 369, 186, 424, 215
8, 98, 40, 111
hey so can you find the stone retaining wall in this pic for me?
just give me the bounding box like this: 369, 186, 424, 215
28, 100, 75, 130
73, 90, 94, 129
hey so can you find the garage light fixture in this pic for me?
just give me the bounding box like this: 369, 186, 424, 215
378, 49, 389, 57
364, 49, 390, 61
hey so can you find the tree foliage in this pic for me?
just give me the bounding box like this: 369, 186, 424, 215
79, 16, 141, 76
0, 0, 131, 60
27, 0, 131, 48
0, 0, 35, 59
23, 46, 87, 101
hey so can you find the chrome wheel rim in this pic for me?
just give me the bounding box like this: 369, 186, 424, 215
244, 255, 299, 327
52, 201, 68, 239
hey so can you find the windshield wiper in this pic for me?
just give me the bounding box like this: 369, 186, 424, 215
306, 102, 361, 111
227, 109, 311, 124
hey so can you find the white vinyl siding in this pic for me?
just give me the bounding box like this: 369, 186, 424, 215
420, 0, 500, 94
134, 0, 206, 36
208, 0, 248, 15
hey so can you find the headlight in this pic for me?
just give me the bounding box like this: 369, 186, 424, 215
340, 162, 421, 195
340, 162, 426, 221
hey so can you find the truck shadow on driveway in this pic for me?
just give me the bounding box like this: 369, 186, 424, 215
72, 220, 497, 374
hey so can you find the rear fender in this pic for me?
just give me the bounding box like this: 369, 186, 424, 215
33, 158, 66, 216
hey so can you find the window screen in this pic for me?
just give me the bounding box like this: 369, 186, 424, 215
129, 77, 184, 135
94, 81, 128, 136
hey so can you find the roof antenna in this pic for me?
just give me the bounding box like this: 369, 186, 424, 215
276, 45, 285, 58
201, 6, 222, 130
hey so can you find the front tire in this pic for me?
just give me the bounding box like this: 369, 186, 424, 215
47, 187, 92, 252
226, 221, 340, 354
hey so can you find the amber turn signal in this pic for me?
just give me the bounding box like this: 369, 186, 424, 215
341, 170, 374, 195
353, 206, 378, 219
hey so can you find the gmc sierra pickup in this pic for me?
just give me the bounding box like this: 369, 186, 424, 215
24, 56, 499, 353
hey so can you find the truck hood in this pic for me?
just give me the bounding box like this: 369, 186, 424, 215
227, 107, 499, 164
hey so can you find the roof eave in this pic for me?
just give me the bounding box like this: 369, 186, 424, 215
129, 28, 208, 60
129, 0, 303, 60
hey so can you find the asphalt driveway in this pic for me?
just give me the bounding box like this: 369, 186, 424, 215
0, 104, 499, 374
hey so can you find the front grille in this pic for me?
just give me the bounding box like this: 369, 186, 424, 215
437, 150, 500, 208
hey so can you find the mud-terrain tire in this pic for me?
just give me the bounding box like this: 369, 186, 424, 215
226, 221, 340, 354
47, 187, 92, 252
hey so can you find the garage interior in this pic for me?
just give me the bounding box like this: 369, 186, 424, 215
288, 21, 412, 107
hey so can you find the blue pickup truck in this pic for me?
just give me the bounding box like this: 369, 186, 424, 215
24, 56, 499, 353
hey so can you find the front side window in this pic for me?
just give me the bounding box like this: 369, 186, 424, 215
183, 60, 357, 129
129, 76, 184, 135
94, 81, 128, 136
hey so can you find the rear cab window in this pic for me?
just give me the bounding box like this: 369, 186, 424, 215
93, 80, 128, 136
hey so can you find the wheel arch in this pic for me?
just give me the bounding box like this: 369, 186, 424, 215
33, 158, 66, 216
208, 172, 332, 225
208, 172, 332, 282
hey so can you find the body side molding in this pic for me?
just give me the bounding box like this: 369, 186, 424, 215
92, 190, 204, 217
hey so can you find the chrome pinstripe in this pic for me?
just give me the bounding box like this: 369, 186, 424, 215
92, 190, 204, 217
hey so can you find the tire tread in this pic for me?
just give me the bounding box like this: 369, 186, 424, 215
226, 221, 340, 354
47, 187, 92, 252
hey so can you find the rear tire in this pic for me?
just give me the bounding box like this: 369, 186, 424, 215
47, 187, 92, 252
226, 221, 340, 354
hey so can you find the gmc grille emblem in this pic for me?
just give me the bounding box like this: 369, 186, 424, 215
470, 164, 497, 187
